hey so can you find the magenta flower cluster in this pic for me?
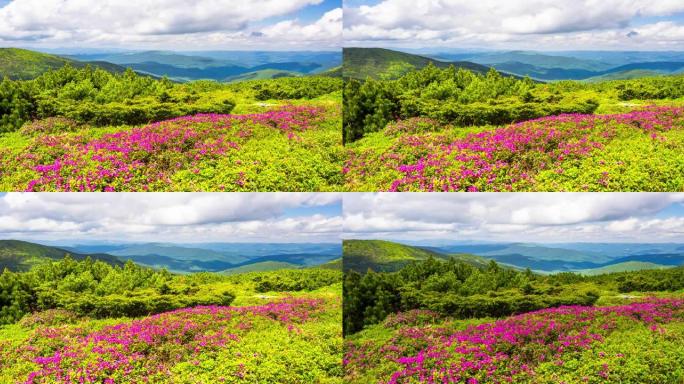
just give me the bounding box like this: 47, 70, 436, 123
13, 297, 324, 383
344, 297, 684, 383
344, 106, 684, 191
19, 105, 323, 191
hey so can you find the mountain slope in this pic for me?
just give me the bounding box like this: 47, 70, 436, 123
0, 240, 123, 271
578, 261, 673, 276
107, 244, 246, 262
0, 48, 125, 80
222, 261, 300, 275
343, 48, 495, 80
469, 51, 610, 70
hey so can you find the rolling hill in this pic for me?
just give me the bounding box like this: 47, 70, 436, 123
0, 48, 126, 80
107, 244, 248, 264
224, 69, 302, 82
430, 242, 684, 273
466, 50, 611, 71
578, 261, 673, 276
461, 51, 684, 81
222, 261, 301, 275
67, 50, 341, 82
342, 239, 491, 273
343, 48, 496, 80
0, 240, 123, 271
65, 242, 341, 274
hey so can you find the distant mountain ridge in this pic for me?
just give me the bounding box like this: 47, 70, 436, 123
429, 50, 684, 80
430, 242, 684, 273
68, 242, 341, 273
346, 240, 684, 275
67, 50, 341, 82
1, 48, 341, 82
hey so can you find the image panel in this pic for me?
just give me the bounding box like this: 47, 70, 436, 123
343, 192, 684, 383
343, 0, 684, 191
0, 0, 343, 192
0, 192, 343, 383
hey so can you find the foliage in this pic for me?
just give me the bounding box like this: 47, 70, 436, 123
0, 66, 342, 192
344, 297, 684, 383
343, 256, 601, 335
225, 268, 343, 293
1, 296, 342, 384
227, 76, 342, 100
0, 257, 232, 324
344, 105, 684, 191
342, 64, 602, 143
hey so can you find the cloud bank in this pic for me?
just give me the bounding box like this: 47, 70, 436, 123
344, 193, 684, 242
0, 193, 342, 243
0, 0, 341, 49
344, 0, 684, 50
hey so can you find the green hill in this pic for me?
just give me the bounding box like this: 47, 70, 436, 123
316, 66, 342, 78
470, 51, 610, 71
584, 69, 666, 82
317, 258, 342, 270
222, 261, 300, 275
343, 48, 495, 80
343, 240, 443, 272
0, 240, 124, 271
579, 261, 673, 276
0, 48, 126, 80
224, 69, 302, 82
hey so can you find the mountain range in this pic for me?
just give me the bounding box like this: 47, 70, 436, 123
343, 47, 684, 81
0, 48, 342, 82
0, 240, 341, 273
428, 50, 684, 81
343, 239, 684, 274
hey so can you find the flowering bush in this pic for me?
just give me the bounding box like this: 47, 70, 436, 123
344, 106, 684, 191
344, 297, 684, 384
1, 296, 342, 384
0, 104, 342, 191
18, 310, 81, 328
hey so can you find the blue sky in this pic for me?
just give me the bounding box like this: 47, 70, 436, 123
344, 0, 684, 50
0, 0, 342, 50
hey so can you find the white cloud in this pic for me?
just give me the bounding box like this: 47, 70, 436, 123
343, 193, 684, 242
260, 8, 342, 46
0, 0, 341, 49
0, 193, 342, 243
344, 0, 684, 49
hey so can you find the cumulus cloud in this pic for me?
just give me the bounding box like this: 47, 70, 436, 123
0, 0, 341, 49
343, 193, 684, 242
0, 193, 342, 243
344, 0, 684, 49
